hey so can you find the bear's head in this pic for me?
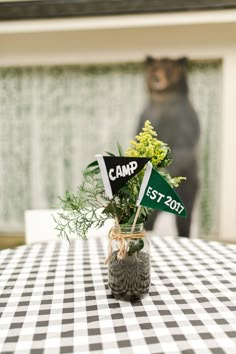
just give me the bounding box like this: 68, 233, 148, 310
145, 56, 188, 98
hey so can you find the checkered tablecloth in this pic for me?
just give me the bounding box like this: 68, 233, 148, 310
1, 236, 236, 354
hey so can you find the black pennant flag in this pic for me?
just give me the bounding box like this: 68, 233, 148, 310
96, 155, 150, 199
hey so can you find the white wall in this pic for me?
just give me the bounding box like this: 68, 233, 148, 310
0, 10, 236, 242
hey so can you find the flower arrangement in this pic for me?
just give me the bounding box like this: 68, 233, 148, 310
55, 120, 185, 241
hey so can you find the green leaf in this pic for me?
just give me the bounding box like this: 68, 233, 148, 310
105, 151, 116, 157
126, 214, 135, 224
116, 142, 124, 156
88, 167, 100, 175
87, 160, 98, 169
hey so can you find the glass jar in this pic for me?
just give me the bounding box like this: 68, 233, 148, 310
108, 223, 150, 301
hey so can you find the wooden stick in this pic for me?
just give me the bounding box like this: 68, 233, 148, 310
131, 206, 141, 233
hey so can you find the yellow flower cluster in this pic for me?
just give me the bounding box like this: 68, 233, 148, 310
125, 120, 171, 169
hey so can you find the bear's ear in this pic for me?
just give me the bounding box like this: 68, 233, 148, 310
177, 57, 188, 66
145, 56, 156, 66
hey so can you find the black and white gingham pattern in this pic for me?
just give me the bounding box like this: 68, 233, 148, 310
1, 236, 236, 354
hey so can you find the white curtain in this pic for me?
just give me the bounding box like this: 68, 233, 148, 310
0, 61, 221, 235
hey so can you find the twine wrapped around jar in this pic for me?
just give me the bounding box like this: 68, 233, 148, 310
105, 225, 145, 264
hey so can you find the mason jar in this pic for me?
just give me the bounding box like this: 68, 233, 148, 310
108, 223, 150, 301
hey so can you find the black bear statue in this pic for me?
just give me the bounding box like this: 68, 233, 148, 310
137, 56, 200, 237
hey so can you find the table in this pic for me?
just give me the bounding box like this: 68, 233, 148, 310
1, 236, 236, 354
